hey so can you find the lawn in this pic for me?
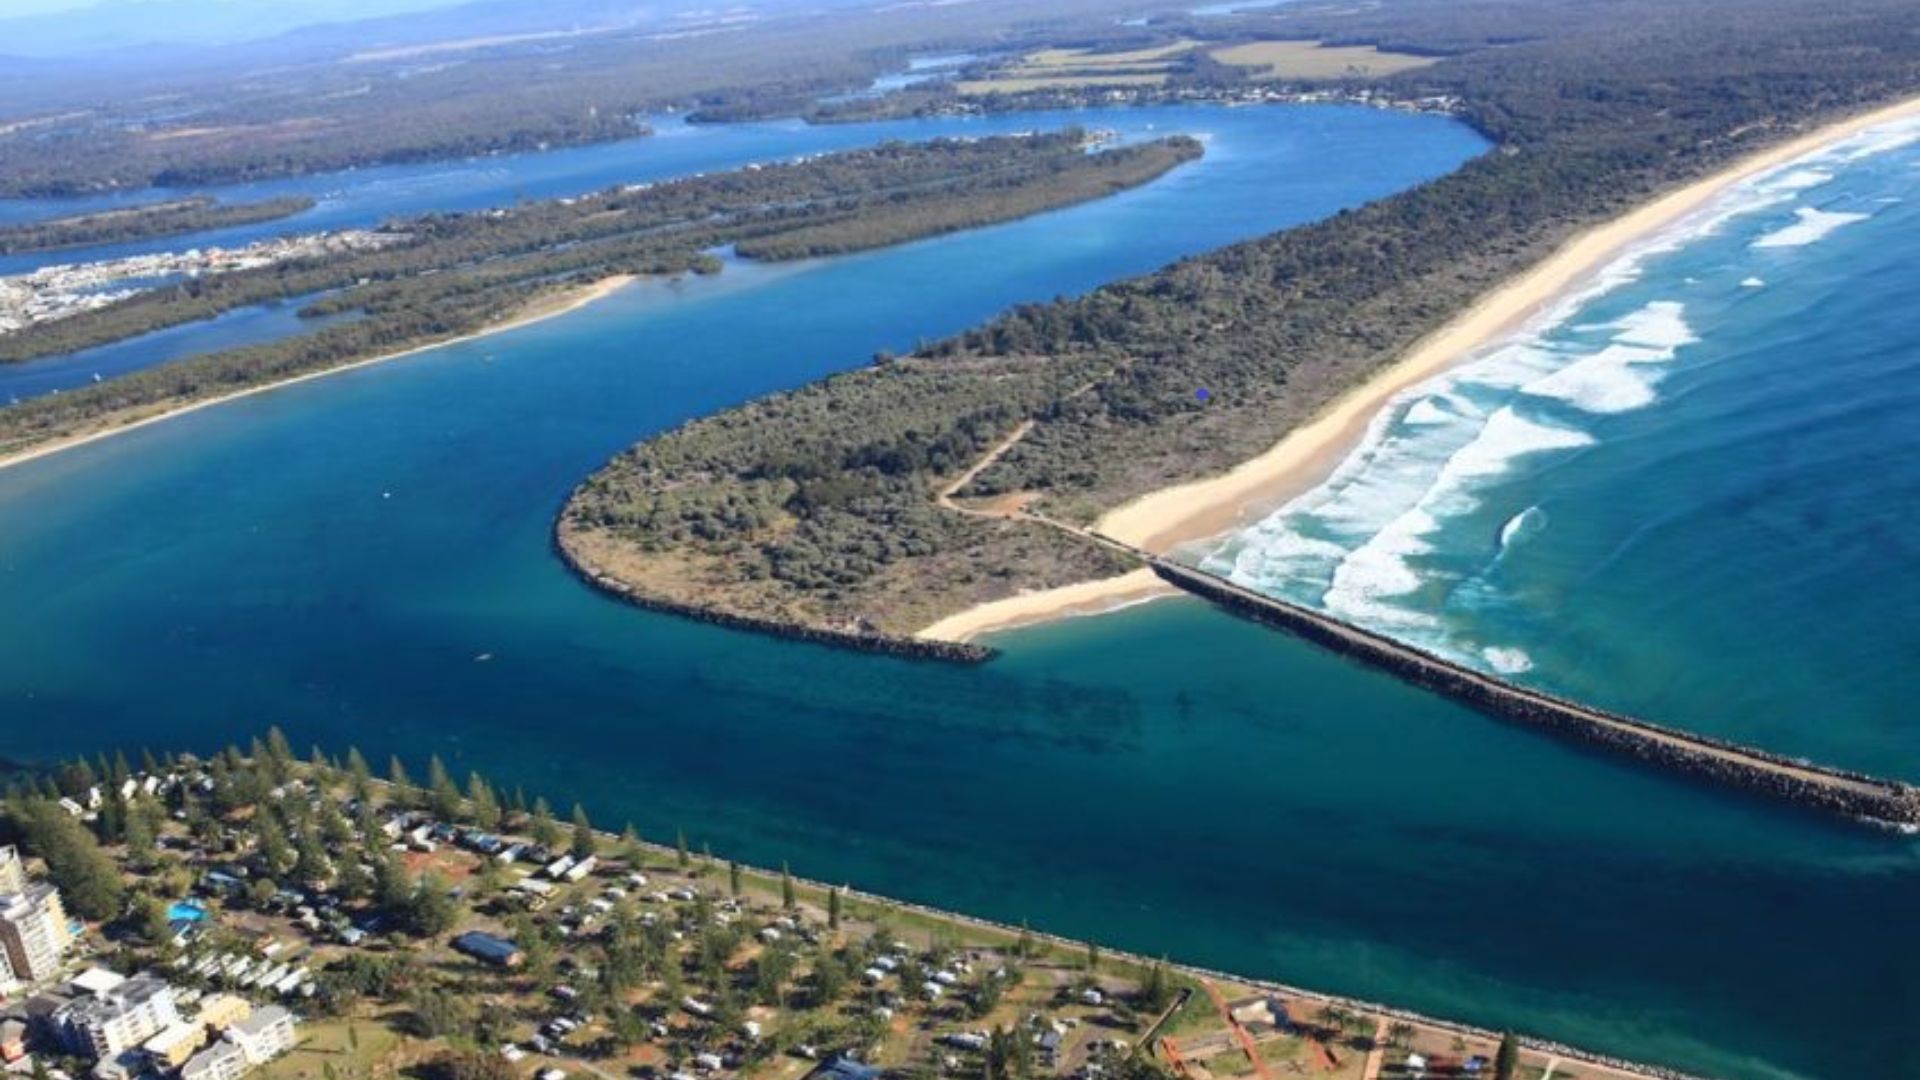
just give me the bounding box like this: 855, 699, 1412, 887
1208, 40, 1437, 79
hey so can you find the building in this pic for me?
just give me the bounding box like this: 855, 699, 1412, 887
451, 931, 523, 968
224, 1006, 295, 1064
139, 1021, 206, 1069
0, 1019, 26, 1063
56, 974, 181, 1059
193, 994, 252, 1034
178, 1006, 297, 1080
0, 848, 26, 895
180, 1040, 248, 1080
0, 883, 73, 983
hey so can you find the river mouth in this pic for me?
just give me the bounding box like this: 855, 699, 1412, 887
0, 100, 1911, 1080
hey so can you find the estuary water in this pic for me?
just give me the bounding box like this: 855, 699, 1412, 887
0, 104, 1913, 1080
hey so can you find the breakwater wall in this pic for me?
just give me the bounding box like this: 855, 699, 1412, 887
1145, 556, 1920, 831
552, 525, 995, 664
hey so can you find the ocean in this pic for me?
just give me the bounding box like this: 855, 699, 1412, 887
0, 104, 1914, 1079
1201, 116, 1920, 779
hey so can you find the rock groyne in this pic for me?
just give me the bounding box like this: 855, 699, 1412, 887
1147, 558, 1920, 830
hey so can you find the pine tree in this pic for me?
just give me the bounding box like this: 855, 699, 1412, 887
620, 823, 645, 867
1086, 942, 1101, 972
1494, 1032, 1520, 1080
530, 799, 561, 850
570, 804, 596, 859
388, 756, 414, 799
780, 862, 796, 909
827, 887, 841, 930
467, 774, 501, 830
428, 756, 461, 820
675, 829, 690, 869
729, 861, 743, 897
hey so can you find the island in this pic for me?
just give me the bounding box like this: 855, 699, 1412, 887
0, 131, 1200, 463
0, 196, 316, 256
0, 735, 1684, 1080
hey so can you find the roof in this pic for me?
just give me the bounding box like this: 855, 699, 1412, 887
231, 1006, 290, 1038
69, 970, 126, 996
451, 931, 522, 964
815, 1058, 883, 1080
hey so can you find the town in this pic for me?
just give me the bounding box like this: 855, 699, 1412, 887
0, 740, 1668, 1080
0, 232, 404, 337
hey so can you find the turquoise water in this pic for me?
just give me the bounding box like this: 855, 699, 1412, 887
0, 104, 1913, 1080
168, 900, 206, 922
1202, 118, 1920, 780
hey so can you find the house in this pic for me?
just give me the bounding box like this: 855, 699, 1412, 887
562, 857, 596, 882
451, 932, 523, 968
813, 1058, 882, 1080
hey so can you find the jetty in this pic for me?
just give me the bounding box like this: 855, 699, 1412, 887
1122, 546, 1920, 830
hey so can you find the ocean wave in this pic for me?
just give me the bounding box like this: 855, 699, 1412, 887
1481, 646, 1534, 675
1496, 504, 1546, 552
1321, 408, 1593, 626
1752, 207, 1871, 248
1520, 301, 1695, 414
1741, 276, 1766, 288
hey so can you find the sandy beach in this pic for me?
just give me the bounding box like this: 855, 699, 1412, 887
918, 93, 1920, 643
0, 275, 636, 474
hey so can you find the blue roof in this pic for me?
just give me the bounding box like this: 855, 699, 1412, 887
816, 1059, 882, 1080
452, 931, 523, 963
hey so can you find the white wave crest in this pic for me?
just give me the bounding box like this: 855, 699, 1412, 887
1752, 207, 1870, 249
1520, 301, 1694, 415
1497, 505, 1546, 551
1322, 408, 1592, 625
1482, 646, 1534, 675
1740, 276, 1766, 288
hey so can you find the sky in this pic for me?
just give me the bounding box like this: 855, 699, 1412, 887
0, 0, 481, 54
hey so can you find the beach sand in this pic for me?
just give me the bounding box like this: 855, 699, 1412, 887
0, 274, 636, 474
918, 93, 1920, 643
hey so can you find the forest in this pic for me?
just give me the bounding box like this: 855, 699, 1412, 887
560, 0, 1920, 639
0, 0, 1159, 197
0, 132, 1198, 457
0, 196, 315, 255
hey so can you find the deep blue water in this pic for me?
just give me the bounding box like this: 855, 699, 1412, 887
0, 104, 1914, 1080
1204, 119, 1920, 780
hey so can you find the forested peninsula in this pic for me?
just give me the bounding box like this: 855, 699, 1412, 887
0, 132, 1197, 460
557, 0, 1920, 646
0, 196, 315, 255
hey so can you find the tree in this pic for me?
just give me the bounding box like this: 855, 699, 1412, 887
780, 862, 796, 909
467, 774, 501, 831
1140, 960, 1173, 1012
13, 799, 123, 919
1085, 941, 1100, 972
133, 894, 173, 949
388, 756, 414, 800
404, 873, 460, 937
828, 887, 841, 930
729, 861, 743, 898
345, 747, 374, 802
1494, 1032, 1520, 1080
530, 799, 560, 850
1386, 1021, 1415, 1050
570, 804, 596, 860
427, 756, 461, 821
620, 823, 645, 867
676, 828, 690, 869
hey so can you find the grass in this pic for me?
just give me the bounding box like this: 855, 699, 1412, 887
958, 39, 1197, 95
1208, 40, 1437, 79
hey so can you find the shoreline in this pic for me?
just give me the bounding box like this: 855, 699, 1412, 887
917, 92, 1920, 643
0, 274, 637, 474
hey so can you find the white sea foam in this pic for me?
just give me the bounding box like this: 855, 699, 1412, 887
1520, 301, 1694, 414
1496, 505, 1546, 551
1752, 206, 1871, 248
1402, 397, 1455, 426
1482, 646, 1534, 675
1741, 276, 1766, 288
1321, 409, 1592, 625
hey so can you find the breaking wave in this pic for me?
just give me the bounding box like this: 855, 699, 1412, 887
1753, 207, 1871, 248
